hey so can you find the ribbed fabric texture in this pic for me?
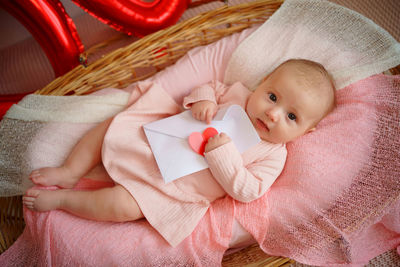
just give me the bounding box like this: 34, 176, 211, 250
182, 83, 218, 107
206, 141, 286, 203
102, 80, 286, 246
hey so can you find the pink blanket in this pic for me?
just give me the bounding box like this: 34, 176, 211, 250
1, 74, 399, 266
237, 74, 400, 265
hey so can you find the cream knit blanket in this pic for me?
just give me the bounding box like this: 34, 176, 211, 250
5, 89, 129, 123
0, 89, 129, 196
224, 0, 400, 90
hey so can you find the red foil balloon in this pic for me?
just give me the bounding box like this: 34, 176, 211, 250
71, 0, 191, 36
0, 0, 84, 77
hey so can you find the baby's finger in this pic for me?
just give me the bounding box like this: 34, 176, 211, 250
196, 111, 203, 121
198, 110, 205, 122
191, 109, 198, 119
219, 132, 231, 142
205, 109, 213, 124
193, 110, 202, 121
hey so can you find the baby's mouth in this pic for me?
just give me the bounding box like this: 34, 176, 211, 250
256, 118, 269, 132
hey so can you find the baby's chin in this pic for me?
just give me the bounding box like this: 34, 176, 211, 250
258, 132, 275, 144
258, 133, 286, 144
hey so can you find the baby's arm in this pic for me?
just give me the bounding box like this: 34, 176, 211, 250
204, 141, 287, 203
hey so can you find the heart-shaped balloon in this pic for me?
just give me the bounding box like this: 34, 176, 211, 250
1, 0, 84, 77
1, 0, 191, 78
72, 0, 191, 36
188, 127, 218, 156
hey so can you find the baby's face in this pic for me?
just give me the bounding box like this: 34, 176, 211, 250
246, 63, 332, 144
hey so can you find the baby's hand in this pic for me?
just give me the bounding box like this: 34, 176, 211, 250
191, 100, 217, 124
205, 133, 231, 153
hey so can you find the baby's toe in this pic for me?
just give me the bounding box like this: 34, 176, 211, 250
29, 170, 41, 182
23, 195, 35, 209
30, 170, 40, 177
23, 196, 35, 202
23, 189, 44, 211
25, 188, 40, 197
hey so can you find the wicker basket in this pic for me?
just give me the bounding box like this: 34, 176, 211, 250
0, 0, 398, 265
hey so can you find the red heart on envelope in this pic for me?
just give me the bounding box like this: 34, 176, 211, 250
188, 127, 218, 156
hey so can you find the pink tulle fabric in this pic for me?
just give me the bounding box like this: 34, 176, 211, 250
3, 179, 235, 266
1, 74, 399, 266
236, 74, 400, 266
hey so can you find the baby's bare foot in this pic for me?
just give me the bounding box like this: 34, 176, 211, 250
23, 188, 66, 212
29, 167, 78, 188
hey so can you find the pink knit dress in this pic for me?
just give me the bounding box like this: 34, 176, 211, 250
101, 80, 287, 246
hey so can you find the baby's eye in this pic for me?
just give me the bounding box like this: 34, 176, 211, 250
288, 113, 296, 121
268, 93, 277, 102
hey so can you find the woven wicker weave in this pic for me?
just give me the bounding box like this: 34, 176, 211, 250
0, 0, 398, 265
35, 0, 283, 96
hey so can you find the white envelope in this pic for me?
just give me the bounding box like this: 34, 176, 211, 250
143, 104, 261, 183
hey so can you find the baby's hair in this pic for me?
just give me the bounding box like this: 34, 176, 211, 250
275, 58, 337, 116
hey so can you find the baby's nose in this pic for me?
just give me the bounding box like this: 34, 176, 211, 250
266, 107, 280, 122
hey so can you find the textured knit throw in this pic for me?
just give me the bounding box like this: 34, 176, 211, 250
224, 0, 400, 90
0, 89, 129, 196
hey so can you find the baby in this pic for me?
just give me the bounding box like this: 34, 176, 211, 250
23, 59, 336, 246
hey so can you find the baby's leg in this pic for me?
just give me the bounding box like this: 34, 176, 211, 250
23, 185, 143, 222
30, 117, 114, 188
